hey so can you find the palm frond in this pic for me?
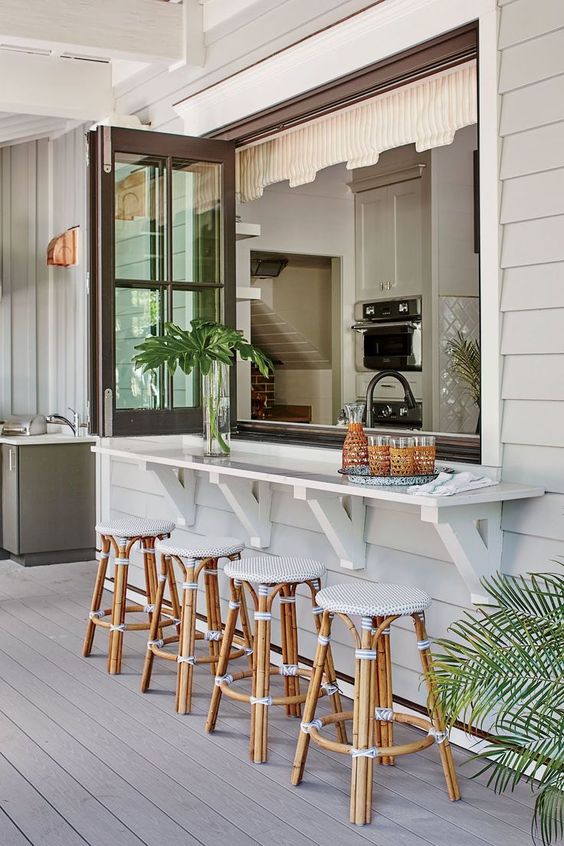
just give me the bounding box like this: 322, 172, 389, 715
447, 332, 480, 405
430, 566, 564, 845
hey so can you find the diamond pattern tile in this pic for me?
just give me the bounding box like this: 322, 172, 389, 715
439, 296, 480, 434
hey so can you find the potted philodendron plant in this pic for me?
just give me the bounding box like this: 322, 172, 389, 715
430, 568, 564, 846
133, 319, 273, 456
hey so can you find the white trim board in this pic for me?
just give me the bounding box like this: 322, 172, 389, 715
174, 0, 502, 468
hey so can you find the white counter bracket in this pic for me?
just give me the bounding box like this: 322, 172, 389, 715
210, 473, 272, 548
294, 486, 367, 571
141, 462, 196, 527
421, 501, 502, 605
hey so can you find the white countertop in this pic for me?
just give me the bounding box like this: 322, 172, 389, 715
0, 434, 98, 446
93, 439, 543, 509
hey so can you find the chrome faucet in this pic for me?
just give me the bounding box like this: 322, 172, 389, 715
46, 408, 79, 436
365, 370, 417, 428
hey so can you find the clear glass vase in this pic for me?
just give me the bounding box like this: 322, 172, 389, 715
341, 401, 368, 470
202, 361, 231, 457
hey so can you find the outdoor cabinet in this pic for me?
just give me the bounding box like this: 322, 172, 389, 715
0, 442, 95, 565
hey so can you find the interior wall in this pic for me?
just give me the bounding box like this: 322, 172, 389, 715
237, 163, 355, 409
0, 126, 88, 424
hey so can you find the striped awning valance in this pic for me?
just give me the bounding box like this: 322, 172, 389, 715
237, 61, 477, 203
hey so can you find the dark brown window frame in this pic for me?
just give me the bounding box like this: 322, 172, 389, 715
204, 22, 481, 464
88, 126, 237, 437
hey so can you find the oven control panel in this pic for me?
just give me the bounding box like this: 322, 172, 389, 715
360, 297, 421, 322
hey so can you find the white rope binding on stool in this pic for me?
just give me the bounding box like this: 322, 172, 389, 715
89, 609, 104, 619
182, 581, 198, 591
280, 664, 298, 676
144, 604, 155, 613
375, 708, 394, 721
114, 558, 129, 566
148, 639, 165, 649
158, 573, 167, 583
361, 617, 373, 630
205, 630, 223, 641
254, 611, 272, 621
351, 746, 379, 758
312, 605, 323, 615
428, 727, 449, 744
318, 633, 331, 645
243, 647, 254, 656
215, 673, 233, 686
177, 655, 196, 665
204, 568, 218, 575
110, 624, 126, 632
355, 649, 377, 660
300, 719, 323, 734
250, 696, 272, 706
279, 596, 296, 604
321, 681, 340, 696
228, 600, 240, 610
417, 639, 431, 651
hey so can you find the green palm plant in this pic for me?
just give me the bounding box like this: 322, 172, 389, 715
447, 332, 481, 406
430, 568, 564, 845
133, 319, 273, 453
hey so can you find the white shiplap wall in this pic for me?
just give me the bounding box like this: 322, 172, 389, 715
0, 127, 88, 422
499, 0, 564, 561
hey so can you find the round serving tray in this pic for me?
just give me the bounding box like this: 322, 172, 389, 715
338, 467, 438, 487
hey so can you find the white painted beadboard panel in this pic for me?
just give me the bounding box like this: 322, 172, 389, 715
499, 26, 564, 92
502, 492, 564, 541
500, 122, 564, 180
503, 444, 564, 493
501, 262, 564, 311
499, 0, 564, 49
501, 215, 564, 267
499, 75, 564, 136
500, 168, 564, 223
502, 400, 564, 447
502, 310, 564, 354
502, 354, 564, 399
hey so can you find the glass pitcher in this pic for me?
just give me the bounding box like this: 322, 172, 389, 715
341, 401, 369, 470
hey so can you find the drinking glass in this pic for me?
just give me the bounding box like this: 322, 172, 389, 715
368, 435, 390, 476
414, 435, 436, 474
389, 436, 416, 476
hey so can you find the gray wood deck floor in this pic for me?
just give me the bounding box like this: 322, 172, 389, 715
0, 559, 538, 846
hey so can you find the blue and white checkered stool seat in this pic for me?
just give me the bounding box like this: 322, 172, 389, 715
316, 582, 431, 617
95, 517, 175, 538
224, 557, 325, 585
155, 536, 244, 559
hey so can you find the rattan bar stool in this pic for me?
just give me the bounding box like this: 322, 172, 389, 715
141, 536, 253, 714
83, 517, 177, 675
292, 581, 460, 825
206, 557, 348, 764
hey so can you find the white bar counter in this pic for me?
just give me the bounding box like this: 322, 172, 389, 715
94, 436, 543, 603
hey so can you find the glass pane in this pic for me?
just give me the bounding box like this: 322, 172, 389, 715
172, 287, 221, 408
115, 155, 166, 281
115, 287, 163, 410
172, 159, 222, 284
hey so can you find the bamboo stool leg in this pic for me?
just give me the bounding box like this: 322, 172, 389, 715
310, 580, 348, 745
164, 554, 181, 633
280, 585, 298, 716
413, 613, 461, 801
238, 580, 254, 670
176, 559, 198, 715
291, 609, 332, 785
108, 538, 129, 675
141, 538, 157, 630
350, 616, 376, 825
82, 535, 110, 657
250, 584, 272, 763
203, 558, 222, 676
205, 578, 242, 733
375, 616, 394, 765
141, 554, 169, 692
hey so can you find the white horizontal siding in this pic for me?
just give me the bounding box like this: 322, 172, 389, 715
498, 0, 564, 49
501, 309, 564, 353
501, 214, 564, 267
499, 26, 564, 92
502, 354, 564, 399
500, 122, 564, 180
500, 74, 564, 136
499, 2, 564, 571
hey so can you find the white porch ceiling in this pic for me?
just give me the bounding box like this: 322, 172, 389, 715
0, 112, 78, 148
